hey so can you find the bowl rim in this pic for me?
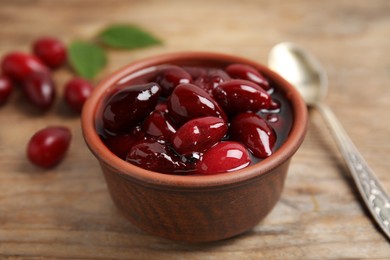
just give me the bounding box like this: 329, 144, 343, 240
81, 51, 308, 188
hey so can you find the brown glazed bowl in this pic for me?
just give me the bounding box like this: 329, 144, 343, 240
81, 52, 308, 243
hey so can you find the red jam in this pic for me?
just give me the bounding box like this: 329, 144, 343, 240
97, 63, 293, 175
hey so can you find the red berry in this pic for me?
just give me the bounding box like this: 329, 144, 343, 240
102, 83, 161, 133
172, 116, 227, 155
0, 75, 13, 105
197, 141, 250, 174
167, 83, 227, 126
103, 127, 145, 159
22, 72, 56, 110
226, 63, 270, 90
27, 126, 72, 168
156, 66, 192, 96
1, 52, 48, 82
194, 68, 230, 94
143, 110, 176, 141
64, 77, 93, 113
126, 138, 190, 174
32, 37, 67, 69
213, 79, 271, 115
230, 113, 276, 158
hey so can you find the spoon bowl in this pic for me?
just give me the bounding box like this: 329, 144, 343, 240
268, 42, 328, 105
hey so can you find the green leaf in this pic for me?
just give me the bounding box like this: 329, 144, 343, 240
68, 41, 107, 80
98, 24, 162, 49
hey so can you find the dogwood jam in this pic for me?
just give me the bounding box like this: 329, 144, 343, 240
96, 63, 293, 175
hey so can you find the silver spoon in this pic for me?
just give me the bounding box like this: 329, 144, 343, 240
268, 42, 390, 240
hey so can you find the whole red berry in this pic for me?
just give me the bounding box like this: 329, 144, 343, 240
172, 116, 227, 155
0, 75, 13, 105
230, 112, 276, 158
212, 79, 271, 115
64, 77, 93, 113
1, 52, 48, 82
156, 65, 192, 96
103, 83, 161, 133
23, 72, 56, 110
126, 137, 190, 174
197, 141, 250, 174
225, 63, 270, 90
32, 37, 67, 69
27, 126, 72, 168
167, 83, 227, 126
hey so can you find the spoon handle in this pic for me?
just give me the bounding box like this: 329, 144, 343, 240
316, 103, 390, 239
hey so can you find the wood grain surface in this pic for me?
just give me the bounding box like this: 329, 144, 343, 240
1, 0, 389, 259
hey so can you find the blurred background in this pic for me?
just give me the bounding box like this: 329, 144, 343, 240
0, 0, 389, 258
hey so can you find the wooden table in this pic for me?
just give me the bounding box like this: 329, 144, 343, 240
1, 0, 389, 258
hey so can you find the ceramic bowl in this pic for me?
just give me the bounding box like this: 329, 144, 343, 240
81, 52, 307, 242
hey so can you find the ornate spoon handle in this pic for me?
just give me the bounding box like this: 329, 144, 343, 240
316, 103, 390, 239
